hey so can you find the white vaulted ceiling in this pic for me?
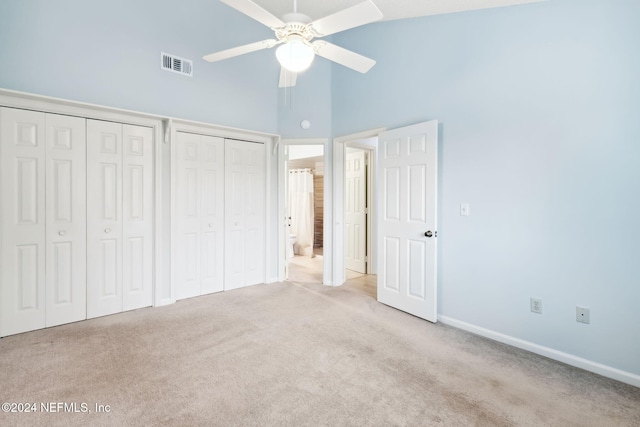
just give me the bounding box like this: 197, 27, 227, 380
249, 0, 544, 23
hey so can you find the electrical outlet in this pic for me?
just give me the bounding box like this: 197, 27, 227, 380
530, 298, 542, 314
576, 306, 590, 324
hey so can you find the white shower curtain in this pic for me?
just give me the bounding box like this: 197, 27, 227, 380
289, 169, 315, 257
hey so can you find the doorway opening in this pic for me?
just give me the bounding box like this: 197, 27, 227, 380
284, 143, 325, 283
343, 138, 378, 300
344, 147, 369, 277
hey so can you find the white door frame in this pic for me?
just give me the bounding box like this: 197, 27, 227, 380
332, 128, 384, 286
277, 138, 330, 284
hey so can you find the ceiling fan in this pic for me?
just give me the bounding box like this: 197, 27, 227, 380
203, 0, 383, 87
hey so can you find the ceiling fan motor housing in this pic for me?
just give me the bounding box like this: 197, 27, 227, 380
275, 13, 315, 45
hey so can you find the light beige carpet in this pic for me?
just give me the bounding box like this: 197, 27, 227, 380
0, 279, 638, 426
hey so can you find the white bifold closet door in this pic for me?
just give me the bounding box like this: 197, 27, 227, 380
175, 132, 224, 300
86, 120, 153, 318
0, 108, 86, 337
225, 139, 265, 290
45, 114, 87, 327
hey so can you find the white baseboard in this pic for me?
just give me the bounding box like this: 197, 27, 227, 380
438, 315, 640, 388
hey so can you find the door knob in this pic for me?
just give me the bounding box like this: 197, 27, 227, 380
424, 231, 434, 238
104, 228, 111, 234
58, 230, 66, 236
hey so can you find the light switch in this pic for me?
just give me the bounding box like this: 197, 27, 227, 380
460, 203, 470, 216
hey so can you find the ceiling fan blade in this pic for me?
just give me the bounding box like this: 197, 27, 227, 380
312, 41, 376, 73
202, 39, 278, 62
279, 68, 298, 88
220, 0, 285, 28
310, 0, 383, 37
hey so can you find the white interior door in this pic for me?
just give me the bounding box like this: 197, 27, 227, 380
45, 114, 87, 327
345, 149, 367, 274
87, 120, 123, 318
225, 139, 265, 290
377, 121, 438, 323
0, 108, 46, 336
122, 124, 153, 311
175, 132, 224, 300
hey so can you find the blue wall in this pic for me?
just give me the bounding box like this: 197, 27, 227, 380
332, 0, 640, 375
0, 0, 279, 133
277, 57, 332, 138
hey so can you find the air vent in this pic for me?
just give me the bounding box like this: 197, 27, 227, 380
161, 52, 193, 77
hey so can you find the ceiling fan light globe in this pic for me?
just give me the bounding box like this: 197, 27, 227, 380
276, 42, 314, 73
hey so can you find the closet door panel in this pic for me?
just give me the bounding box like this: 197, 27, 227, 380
224, 145, 245, 290
122, 125, 153, 311
225, 229, 244, 289
224, 140, 265, 290
176, 132, 201, 299
87, 120, 123, 318
176, 133, 224, 298
201, 231, 220, 293
45, 114, 87, 327
243, 142, 265, 286
0, 108, 46, 336
200, 135, 224, 294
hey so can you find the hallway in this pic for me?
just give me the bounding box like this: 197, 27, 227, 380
287, 250, 376, 299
